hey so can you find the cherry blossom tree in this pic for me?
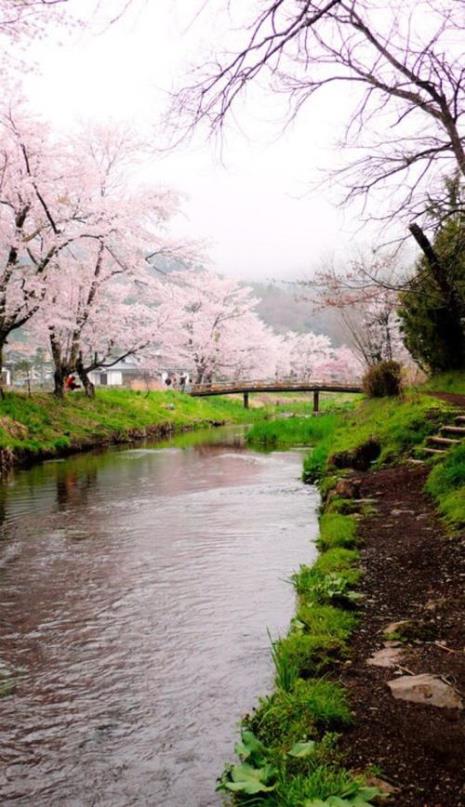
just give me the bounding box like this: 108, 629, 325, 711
0, 1, 138, 45
278, 330, 362, 380
27, 123, 191, 397
0, 101, 101, 394
160, 270, 265, 383
31, 265, 171, 397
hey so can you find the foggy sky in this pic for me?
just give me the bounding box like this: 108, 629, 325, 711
23, 0, 385, 281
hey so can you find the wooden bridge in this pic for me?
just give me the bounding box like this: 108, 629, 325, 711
189, 379, 363, 412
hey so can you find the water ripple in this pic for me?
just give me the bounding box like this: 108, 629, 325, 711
0, 427, 318, 807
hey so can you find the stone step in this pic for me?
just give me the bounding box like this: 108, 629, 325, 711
426, 435, 461, 448
456, 415, 465, 425
441, 424, 465, 436
422, 447, 448, 456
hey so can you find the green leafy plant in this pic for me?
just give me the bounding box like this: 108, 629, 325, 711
220, 762, 277, 795
288, 741, 316, 758
304, 783, 383, 806
218, 730, 279, 796
307, 573, 363, 608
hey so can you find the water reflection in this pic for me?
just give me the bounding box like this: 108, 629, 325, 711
0, 426, 318, 806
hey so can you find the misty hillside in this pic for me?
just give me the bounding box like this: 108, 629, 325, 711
250, 282, 346, 344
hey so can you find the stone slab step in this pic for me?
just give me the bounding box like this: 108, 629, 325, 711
422, 447, 447, 456
427, 435, 461, 448
441, 425, 465, 437
455, 416, 465, 425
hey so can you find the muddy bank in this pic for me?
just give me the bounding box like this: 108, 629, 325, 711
338, 463, 465, 806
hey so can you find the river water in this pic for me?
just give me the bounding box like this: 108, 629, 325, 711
0, 425, 318, 807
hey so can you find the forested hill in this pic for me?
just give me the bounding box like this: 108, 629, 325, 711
250, 282, 345, 343
148, 258, 345, 344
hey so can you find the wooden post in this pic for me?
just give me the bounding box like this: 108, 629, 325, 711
243, 392, 249, 409
313, 390, 320, 414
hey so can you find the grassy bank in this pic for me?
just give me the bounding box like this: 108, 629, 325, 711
247, 413, 340, 450
220, 382, 465, 805
426, 443, 465, 529
303, 392, 449, 482
0, 388, 266, 464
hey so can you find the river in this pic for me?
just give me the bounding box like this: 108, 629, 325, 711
0, 425, 318, 807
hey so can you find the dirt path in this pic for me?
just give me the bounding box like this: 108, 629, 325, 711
429, 391, 465, 409
338, 464, 465, 806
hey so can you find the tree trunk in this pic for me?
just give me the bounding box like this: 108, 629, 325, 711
76, 356, 95, 398
54, 366, 65, 398
0, 340, 5, 399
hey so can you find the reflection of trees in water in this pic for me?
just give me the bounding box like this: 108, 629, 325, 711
55, 467, 98, 510
0, 481, 7, 532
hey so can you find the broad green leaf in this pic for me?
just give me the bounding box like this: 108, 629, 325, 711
225, 763, 277, 795
288, 740, 316, 758
303, 800, 331, 807
357, 787, 385, 800
234, 730, 267, 762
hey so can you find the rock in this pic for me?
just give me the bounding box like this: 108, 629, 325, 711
383, 619, 410, 636
367, 646, 403, 668
390, 508, 415, 516
364, 775, 400, 802
334, 477, 361, 499
387, 674, 463, 709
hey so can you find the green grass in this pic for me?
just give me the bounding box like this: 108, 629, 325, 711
272, 633, 346, 684
247, 679, 353, 751
424, 371, 465, 394
303, 393, 450, 481
0, 388, 268, 458
318, 514, 358, 551
295, 604, 358, 641
426, 443, 465, 528
247, 413, 340, 450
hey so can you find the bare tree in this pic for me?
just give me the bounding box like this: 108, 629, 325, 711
176, 0, 465, 227
299, 251, 409, 366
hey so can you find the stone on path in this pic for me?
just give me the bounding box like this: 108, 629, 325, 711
367, 646, 403, 668
364, 775, 400, 801
387, 673, 463, 709
383, 619, 410, 636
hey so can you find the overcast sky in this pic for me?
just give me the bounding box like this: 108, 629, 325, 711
23, 0, 381, 281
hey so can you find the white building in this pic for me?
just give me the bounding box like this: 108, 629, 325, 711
88, 356, 140, 387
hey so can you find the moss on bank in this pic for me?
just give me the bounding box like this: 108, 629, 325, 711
0, 389, 264, 464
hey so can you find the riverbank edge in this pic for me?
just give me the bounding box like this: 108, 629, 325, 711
0, 418, 227, 472
218, 451, 383, 804
219, 392, 465, 805
0, 389, 257, 474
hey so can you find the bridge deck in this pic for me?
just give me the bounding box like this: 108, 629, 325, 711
190, 380, 363, 397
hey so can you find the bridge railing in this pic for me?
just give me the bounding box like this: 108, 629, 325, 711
190, 377, 363, 394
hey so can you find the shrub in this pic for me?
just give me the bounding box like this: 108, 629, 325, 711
362, 360, 402, 398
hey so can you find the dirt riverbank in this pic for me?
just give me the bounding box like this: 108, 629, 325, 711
338, 463, 465, 807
